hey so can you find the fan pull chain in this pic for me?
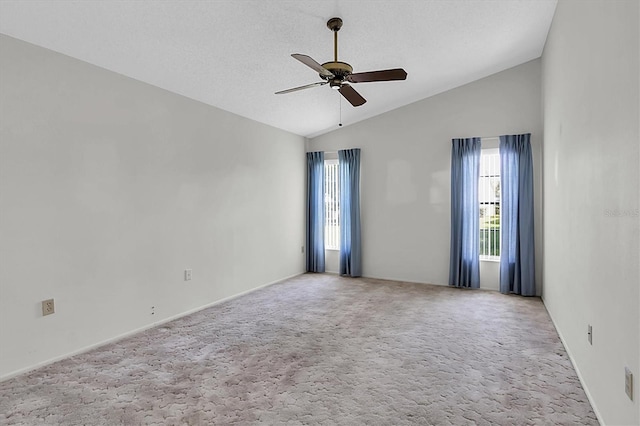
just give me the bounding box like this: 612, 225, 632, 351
338, 93, 343, 127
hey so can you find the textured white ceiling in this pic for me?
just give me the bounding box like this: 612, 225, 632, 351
0, 0, 557, 138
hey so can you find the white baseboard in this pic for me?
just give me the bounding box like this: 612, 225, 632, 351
0, 272, 303, 382
363, 276, 501, 292
362, 274, 446, 287
541, 297, 604, 426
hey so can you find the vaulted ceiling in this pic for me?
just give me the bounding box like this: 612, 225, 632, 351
0, 0, 557, 137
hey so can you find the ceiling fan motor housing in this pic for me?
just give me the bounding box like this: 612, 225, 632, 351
321, 61, 353, 85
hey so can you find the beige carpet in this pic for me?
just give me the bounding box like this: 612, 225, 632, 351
1, 274, 598, 425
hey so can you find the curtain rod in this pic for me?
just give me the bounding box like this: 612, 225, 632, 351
473, 134, 531, 140
451, 136, 500, 141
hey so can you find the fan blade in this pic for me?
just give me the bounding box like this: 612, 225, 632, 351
339, 84, 366, 107
275, 81, 328, 95
292, 54, 334, 78
347, 68, 407, 83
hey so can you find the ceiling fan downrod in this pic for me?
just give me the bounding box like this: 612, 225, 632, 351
327, 17, 343, 62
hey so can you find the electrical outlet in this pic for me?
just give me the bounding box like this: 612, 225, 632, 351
184, 269, 192, 281
587, 324, 592, 345
625, 367, 633, 400
42, 299, 55, 316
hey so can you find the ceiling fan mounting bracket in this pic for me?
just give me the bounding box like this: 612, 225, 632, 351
326, 17, 343, 32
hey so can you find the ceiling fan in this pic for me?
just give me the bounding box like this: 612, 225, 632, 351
275, 17, 407, 107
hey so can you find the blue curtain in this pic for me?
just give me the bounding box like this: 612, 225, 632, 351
449, 138, 481, 288
499, 134, 535, 296
338, 149, 362, 277
306, 151, 325, 272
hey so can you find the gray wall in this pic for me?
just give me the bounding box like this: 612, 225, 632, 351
0, 35, 306, 379
309, 60, 543, 293
542, 1, 639, 424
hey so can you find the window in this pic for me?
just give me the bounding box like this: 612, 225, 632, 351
479, 148, 500, 260
324, 159, 340, 250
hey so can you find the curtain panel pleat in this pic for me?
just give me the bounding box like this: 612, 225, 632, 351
306, 151, 325, 272
338, 148, 362, 277
499, 134, 535, 296
449, 138, 481, 288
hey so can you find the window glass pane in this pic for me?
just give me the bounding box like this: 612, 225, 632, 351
479, 150, 500, 259
324, 161, 340, 250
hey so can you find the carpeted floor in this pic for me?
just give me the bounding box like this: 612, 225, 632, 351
1, 274, 598, 425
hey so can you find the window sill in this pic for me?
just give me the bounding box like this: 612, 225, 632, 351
480, 258, 500, 263
325, 248, 340, 252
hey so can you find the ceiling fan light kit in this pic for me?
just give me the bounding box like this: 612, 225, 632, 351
276, 17, 407, 108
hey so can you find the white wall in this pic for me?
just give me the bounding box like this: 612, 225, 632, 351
541, 1, 639, 424
0, 35, 306, 379
325, 249, 340, 274
309, 60, 543, 293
